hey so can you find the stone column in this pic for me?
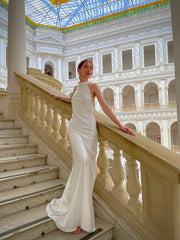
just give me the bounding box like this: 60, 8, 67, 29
3, 0, 26, 117
161, 119, 169, 148
119, 90, 123, 111
136, 121, 144, 135
37, 55, 42, 70
114, 47, 118, 72
114, 86, 120, 111
134, 43, 140, 68
95, 51, 99, 75
57, 56, 62, 82
158, 38, 164, 64
135, 82, 142, 111
159, 79, 167, 109
171, 0, 180, 147
141, 89, 145, 110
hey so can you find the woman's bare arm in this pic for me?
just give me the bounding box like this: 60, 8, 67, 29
52, 95, 71, 103
52, 86, 77, 103
93, 83, 135, 136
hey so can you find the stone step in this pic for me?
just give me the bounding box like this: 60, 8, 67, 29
0, 127, 21, 135
0, 154, 47, 172
34, 218, 113, 240
0, 119, 15, 128
0, 143, 37, 157
0, 165, 59, 191
0, 179, 65, 217
0, 134, 28, 145
0, 204, 56, 240
0, 203, 113, 240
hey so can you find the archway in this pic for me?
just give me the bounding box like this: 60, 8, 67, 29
171, 121, 179, 152
44, 63, 53, 77
122, 85, 135, 111
144, 82, 159, 110
168, 80, 176, 108
146, 122, 161, 144
103, 88, 114, 110
125, 123, 136, 131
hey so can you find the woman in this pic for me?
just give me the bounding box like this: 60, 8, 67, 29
46, 59, 135, 234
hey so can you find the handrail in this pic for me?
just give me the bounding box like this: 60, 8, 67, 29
15, 72, 180, 240
27, 68, 62, 91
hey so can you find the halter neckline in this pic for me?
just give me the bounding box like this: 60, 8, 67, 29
78, 80, 89, 85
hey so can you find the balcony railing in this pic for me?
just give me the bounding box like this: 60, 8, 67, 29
15, 72, 180, 240
169, 100, 177, 109
144, 102, 159, 110
122, 104, 135, 112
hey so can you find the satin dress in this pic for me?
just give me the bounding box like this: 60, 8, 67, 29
46, 80, 98, 232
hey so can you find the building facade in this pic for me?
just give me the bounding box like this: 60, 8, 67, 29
0, 3, 178, 152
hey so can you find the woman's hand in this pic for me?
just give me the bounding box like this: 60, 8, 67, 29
119, 125, 135, 136
52, 95, 59, 99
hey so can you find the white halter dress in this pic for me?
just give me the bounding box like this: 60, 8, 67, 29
46, 80, 98, 233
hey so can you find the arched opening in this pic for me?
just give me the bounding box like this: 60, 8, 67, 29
122, 85, 135, 111
171, 121, 179, 153
146, 122, 161, 144
125, 123, 136, 131
44, 63, 53, 77
103, 88, 114, 110
168, 80, 176, 108
144, 82, 159, 110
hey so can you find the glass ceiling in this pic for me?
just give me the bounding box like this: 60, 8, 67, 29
1, 0, 170, 32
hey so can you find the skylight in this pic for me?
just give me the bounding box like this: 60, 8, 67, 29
1, 0, 170, 31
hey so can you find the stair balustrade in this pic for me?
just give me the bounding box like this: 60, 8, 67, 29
15, 72, 180, 240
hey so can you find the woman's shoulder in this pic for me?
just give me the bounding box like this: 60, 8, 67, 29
89, 82, 99, 89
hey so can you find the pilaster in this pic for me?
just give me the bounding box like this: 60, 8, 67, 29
161, 119, 169, 148
159, 79, 167, 109
57, 57, 62, 83
135, 82, 142, 111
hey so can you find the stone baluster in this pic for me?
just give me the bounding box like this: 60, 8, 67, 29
51, 107, 60, 142
33, 94, 40, 125
29, 92, 36, 121
124, 152, 142, 216
39, 98, 47, 129
20, 86, 26, 111
26, 89, 32, 116
111, 145, 128, 203
96, 137, 113, 190
58, 112, 69, 150
44, 103, 53, 136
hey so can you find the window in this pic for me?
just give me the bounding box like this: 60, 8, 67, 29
102, 53, 112, 74
168, 41, 174, 63
122, 49, 132, 70
144, 45, 155, 67
68, 61, 76, 79
44, 64, 53, 77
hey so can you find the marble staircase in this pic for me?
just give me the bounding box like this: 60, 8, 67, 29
0, 115, 113, 240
